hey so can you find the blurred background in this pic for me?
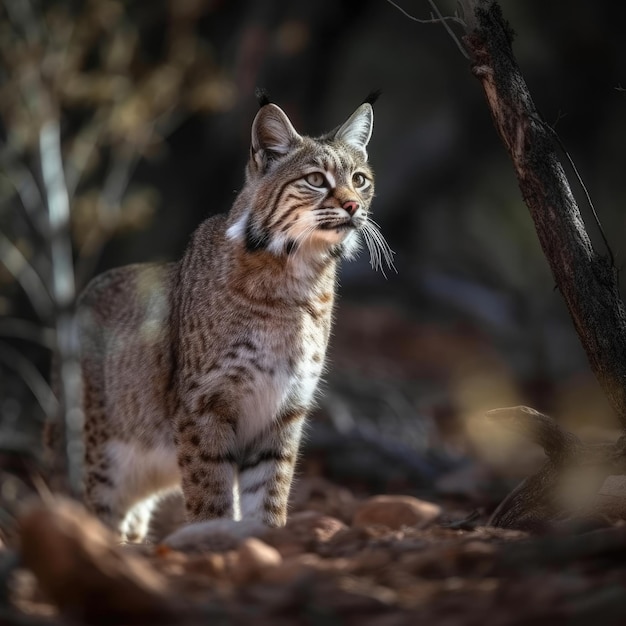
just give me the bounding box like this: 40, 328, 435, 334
1, 0, 626, 506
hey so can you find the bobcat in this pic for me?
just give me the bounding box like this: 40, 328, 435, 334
74, 93, 392, 542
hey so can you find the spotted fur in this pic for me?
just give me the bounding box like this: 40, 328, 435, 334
73, 99, 392, 541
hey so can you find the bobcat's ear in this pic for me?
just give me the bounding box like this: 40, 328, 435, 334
251, 104, 301, 171
334, 103, 373, 159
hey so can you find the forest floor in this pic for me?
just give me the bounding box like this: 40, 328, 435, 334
6, 454, 626, 626
5, 305, 626, 625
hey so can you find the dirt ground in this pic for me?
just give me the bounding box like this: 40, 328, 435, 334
4, 306, 625, 625
4, 462, 626, 626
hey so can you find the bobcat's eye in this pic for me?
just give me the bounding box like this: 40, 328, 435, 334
305, 172, 326, 188
352, 173, 368, 188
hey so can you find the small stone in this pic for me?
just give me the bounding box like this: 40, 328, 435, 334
18, 497, 176, 623
233, 538, 282, 583
286, 511, 347, 540
352, 495, 442, 530
184, 553, 227, 578
262, 511, 347, 556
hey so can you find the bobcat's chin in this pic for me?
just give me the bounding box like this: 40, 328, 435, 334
313, 222, 357, 245
314, 227, 361, 260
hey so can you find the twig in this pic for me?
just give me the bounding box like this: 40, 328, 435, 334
425, 0, 470, 58
39, 120, 84, 497
0, 232, 53, 320
40, 121, 75, 310
0, 153, 48, 237
74, 145, 144, 289
74, 113, 167, 290
0, 318, 55, 349
2, 0, 42, 46
384, 0, 465, 25
65, 111, 110, 199
0, 341, 58, 418
384, 0, 469, 59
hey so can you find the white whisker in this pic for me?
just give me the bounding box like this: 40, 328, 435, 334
368, 221, 396, 270
365, 227, 382, 273
361, 228, 377, 271
362, 220, 396, 278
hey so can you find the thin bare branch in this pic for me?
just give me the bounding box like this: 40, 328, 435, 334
39, 120, 84, 497
0, 153, 48, 236
65, 113, 110, 199
74, 147, 144, 289
3, 0, 42, 46
0, 232, 53, 319
0, 318, 55, 349
384, 0, 469, 59
0, 341, 58, 418
40, 120, 75, 309
426, 0, 469, 58
384, 0, 466, 26
74, 118, 160, 289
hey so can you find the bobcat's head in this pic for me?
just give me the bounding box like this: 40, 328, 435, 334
226, 98, 393, 273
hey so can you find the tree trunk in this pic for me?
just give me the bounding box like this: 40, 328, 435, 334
461, 1, 626, 428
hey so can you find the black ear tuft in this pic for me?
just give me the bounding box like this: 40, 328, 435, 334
255, 88, 271, 108
362, 89, 382, 106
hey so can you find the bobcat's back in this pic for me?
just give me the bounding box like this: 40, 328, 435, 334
79, 262, 176, 446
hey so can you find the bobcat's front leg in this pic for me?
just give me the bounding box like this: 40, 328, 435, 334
175, 391, 237, 522
239, 408, 306, 527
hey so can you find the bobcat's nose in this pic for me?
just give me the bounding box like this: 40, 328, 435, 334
342, 200, 359, 216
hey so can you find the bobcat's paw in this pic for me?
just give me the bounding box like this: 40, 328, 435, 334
163, 518, 266, 552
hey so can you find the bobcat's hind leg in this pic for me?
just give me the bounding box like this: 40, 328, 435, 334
81, 349, 131, 538
88, 439, 181, 542
84, 446, 128, 539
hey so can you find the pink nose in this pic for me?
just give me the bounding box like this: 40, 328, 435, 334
343, 200, 359, 216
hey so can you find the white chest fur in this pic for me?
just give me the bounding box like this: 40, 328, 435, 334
194, 310, 327, 444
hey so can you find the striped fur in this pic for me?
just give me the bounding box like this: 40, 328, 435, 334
73, 100, 391, 541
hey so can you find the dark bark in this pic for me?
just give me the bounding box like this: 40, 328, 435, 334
463, 1, 626, 428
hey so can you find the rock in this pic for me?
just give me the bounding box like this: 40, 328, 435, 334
184, 552, 228, 578
18, 497, 177, 624
352, 495, 442, 530
261, 511, 347, 557
233, 538, 282, 583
